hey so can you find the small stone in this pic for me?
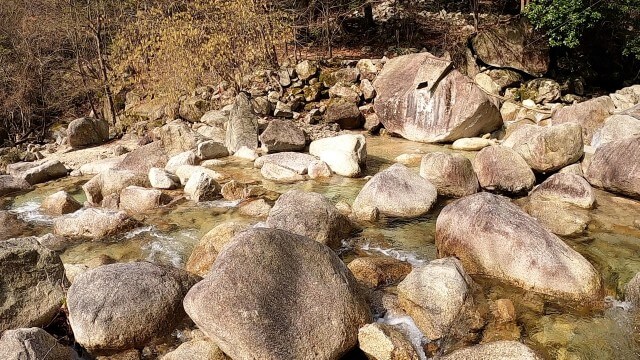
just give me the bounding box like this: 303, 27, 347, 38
221, 180, 248, 200
40, 190, 82, 215
196, 141, 228, 160
165, 151, 198, 173
238, 199, 272, 218
233, 146, 258, 161
394, 153, 424, 166
358, 323, 420, 360
273, 101, 293, 118
149, 167, 180, 190
261, 162, 305, 182
184, 172, 221, 202
308, 160, 332, 179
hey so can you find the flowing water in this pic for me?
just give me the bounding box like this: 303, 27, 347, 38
4, 133, 640, 359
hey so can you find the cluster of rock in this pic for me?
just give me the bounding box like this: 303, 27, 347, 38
3, 43, 640, 360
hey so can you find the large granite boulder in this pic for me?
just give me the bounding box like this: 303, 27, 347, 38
67, 117, 109, 148
266, 190, 357, 249
471, 19, 549, 76
472, 146, 535, 195
505, 123, 584, 173
226, 93, 258, 153
7, 160, 67, 185
436, 192, 602, 302
155, 120, 206, 156
183, 228, 371, 360
53, 208, 137, 239
0, 175, 30, 196
40, 190, 82, 215
585, 136, 640, 199
419, 152, 478, 197
353, 163, 437, 220
116, 142, 169, 174
591, 114, 640, 148
309, 134, 366, 177
255, 152, 318, 175
119, 186, 170, 213
373, 52, 502, 143
259, 119, 306, 153
0, 238, 66, 332
552, 96, 615, 143
529, 173, 595, 209
83, 169, 149, 206
185, 222, 249, 276
0, 328, 79, 360
68, 262, 200, 352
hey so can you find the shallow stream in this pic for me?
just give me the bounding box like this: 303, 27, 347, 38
4, 133, 640, 359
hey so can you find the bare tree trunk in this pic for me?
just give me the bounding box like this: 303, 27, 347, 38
94, 16, 116, 126
364, 3, 374, 28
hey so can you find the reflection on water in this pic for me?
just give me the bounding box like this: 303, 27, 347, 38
4, 133, 640, 358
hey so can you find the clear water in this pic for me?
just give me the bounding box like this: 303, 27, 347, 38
4, 133, 640, 359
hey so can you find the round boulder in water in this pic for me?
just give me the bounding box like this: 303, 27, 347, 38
183, 228, 371, 360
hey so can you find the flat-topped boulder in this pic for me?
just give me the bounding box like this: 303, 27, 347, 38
53, 208, 138, 239
254, 152, 318, 175
7, 160, 67, 185
373, 52, 502, 143
471, 19, 549, 76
